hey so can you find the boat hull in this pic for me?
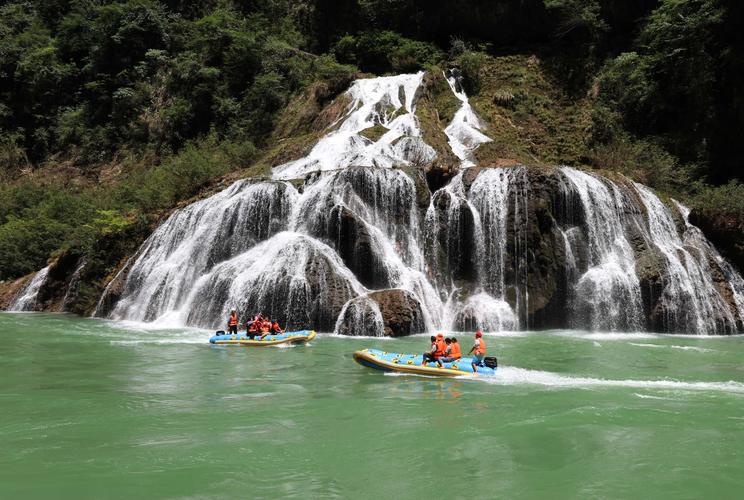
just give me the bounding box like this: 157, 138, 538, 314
353, 349, 495, 377
209, 330, 316, 346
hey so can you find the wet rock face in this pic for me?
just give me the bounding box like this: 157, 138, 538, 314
690, 208, 744, 273
368, 289, 426, 337
33, 252, 87, 312
515, 169, 569, 328
426, 188, 477, 285
323, 205, 391, 290
95, 256, 136, 318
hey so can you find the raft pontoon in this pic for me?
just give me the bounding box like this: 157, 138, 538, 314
209, 330, 316, 346
353, 348, 496, 377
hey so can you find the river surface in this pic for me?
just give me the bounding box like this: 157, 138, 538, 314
2, 313, 744, 499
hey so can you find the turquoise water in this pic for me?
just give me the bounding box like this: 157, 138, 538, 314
2, 313, 744, 498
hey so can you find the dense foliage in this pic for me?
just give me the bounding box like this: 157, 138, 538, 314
1, 0, 742, 284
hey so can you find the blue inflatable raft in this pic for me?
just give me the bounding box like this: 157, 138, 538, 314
209, 330, 316, 346
353, 348, 496, 377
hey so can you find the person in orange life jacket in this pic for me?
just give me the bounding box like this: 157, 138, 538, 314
271, 320, 283, 334
245, 316, 261, 339
422, 333, 446, 365
436, 337, 461, 367
468, 330, 486, 372
259, 318, 273, 340
227, 310, 239, 335
450, 338, 462, 358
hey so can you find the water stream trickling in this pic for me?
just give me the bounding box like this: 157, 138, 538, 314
7, 265, 50, 312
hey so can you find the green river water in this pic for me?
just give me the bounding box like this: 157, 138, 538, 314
2, 313, 744, 499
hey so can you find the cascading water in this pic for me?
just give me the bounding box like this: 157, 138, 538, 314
443, 69, 492, 167
108, 180, 297, 323
334, 295, 385, 337
93, 71, 744, 335
634, 184, 738, 334
7, 266, 50, 312
560, 167, 644, 331
470, 167, 530, 326
272, 72, 436, 180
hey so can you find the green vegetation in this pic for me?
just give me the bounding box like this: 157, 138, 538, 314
1, 0, 743, 286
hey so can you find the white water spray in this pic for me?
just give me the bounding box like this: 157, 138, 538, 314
8, 266, 50, 312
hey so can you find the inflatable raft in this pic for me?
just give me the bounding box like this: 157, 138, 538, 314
209, 330, 316, 346
353, 348, 496, 377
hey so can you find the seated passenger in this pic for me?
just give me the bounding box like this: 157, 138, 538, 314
422, 333, 446, 366
246, 319, 260, 339
259, 318, 272, 340
422, 336, 437, 365
449, 337, 462, 360
271, 320, 283, 334
436, 338, 456, 367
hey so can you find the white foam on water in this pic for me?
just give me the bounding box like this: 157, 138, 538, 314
554, 330, 742, 341
629, 342, 715, 353
553, 331, 659, 341
111, 338, 206, 346
633, 393, 678, 400
480, 366, 744, 394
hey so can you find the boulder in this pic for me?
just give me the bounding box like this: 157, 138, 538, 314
367, 289, 426, 337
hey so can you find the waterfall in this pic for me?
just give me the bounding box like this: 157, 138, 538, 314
424, 172, 477, 288
272, 72, 436, 180
334, 295, 385, 337
96, 71, 744, 335
453, 292, 517, 332
469, 167, 530, 325
8, 266, 50, 312
181, 232, 366, 329
634, 184, 738, 333
443, 69, 492, 167
560, 167, 644, 331
109, 180, 297, 323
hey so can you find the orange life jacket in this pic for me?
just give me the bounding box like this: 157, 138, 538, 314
272, 322, 282, 332
434, 339, 447, 357
261, 320, 271, 332
248, 321, 259, 332
474, 338, 486, 355
228, 313, 238, 327
450, 342, 461, 359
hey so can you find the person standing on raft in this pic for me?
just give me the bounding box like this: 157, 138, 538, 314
468, 330, 486, 372
227, 310, 239, 335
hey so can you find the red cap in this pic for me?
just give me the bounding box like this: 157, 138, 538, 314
475, 330, 483, 338
436, 333, 444, 339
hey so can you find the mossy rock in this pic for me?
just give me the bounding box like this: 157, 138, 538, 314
359, 124, 388, 142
